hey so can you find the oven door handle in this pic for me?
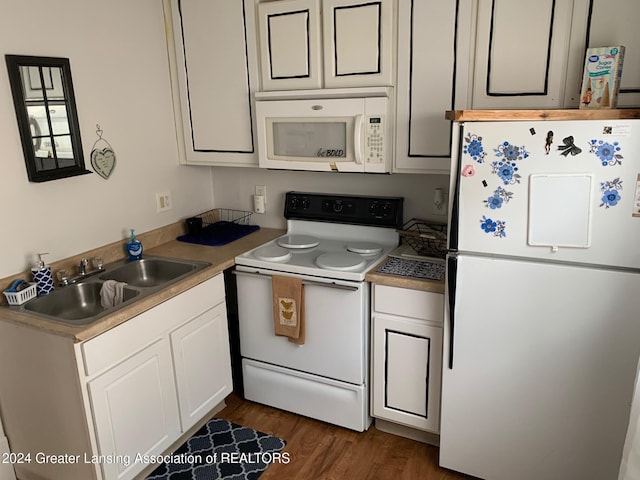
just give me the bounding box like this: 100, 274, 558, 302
302, 280, 359, 292
233, 269, 359, 291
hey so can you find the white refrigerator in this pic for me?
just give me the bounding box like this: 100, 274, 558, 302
440, 115, 640, 480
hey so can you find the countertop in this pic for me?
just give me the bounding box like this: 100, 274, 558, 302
365, 257, 445, 294
1, 226, 447, 342
0, 227, 284, 343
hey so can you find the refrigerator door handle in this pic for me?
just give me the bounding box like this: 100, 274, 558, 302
447, 255, 458, 369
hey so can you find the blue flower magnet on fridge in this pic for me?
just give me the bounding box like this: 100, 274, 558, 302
484, 186, 514, 209
493, 141, 530, 161
463, 133, 487, 163
491, 161, 521, 185
480, 216, 507, 237
490, 141, 530, 185
589, 140, 623, 166
600, 178, 623, 208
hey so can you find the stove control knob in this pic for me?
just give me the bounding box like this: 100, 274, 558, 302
333, 200, 344, 213
380, 202, 392, 217
369, 201, 380, 216
300, 198, 310, 210
289, 197, 299, 210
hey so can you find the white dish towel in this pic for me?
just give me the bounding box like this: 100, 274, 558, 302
100, 280, 128, 308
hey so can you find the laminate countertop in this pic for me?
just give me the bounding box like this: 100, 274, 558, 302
365, 257, 446, 294
0, 227, 285, 343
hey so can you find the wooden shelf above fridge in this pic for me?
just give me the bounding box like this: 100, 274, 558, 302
445, 109, 640, 122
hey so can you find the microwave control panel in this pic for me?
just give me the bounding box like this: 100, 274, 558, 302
365, 116, 384, 164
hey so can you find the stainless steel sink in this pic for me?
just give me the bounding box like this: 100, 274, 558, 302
99, 257, 199, 287
8, 256, 210, 326
24, 282, 140, 324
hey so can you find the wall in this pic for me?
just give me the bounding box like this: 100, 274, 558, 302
211, 167, 449, 228
0, 0, 214, 279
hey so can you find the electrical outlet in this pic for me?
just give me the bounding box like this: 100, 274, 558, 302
433, 188, 447, 215
156, 191, 172, 212
254, 185, 267, 213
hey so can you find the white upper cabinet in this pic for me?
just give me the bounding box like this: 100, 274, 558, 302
322, 0, 394, 88
258, 0, 323, 90
471, 0, 575, 109
394, 0, 473, 173
257, 0, 395, 90
563, 0, 640, 108
166, 0, 259, 166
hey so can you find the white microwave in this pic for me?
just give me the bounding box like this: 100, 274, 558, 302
255, 88, 392, 173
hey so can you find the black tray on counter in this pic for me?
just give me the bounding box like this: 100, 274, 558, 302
177, 221, 260, 246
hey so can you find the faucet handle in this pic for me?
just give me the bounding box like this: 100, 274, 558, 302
92, 257, 104, 270
79, 258, 89, 274
57, 269, 70, 285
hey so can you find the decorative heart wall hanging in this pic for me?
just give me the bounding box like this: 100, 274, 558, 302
90, 124, 116, 179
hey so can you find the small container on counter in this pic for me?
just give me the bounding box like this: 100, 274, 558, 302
126, 229, 143, 261
31, 252, 54, 295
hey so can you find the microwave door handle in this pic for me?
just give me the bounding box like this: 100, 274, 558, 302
354, 114, 364, 165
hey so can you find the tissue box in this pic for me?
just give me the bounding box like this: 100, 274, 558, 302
579, 46, 625, 109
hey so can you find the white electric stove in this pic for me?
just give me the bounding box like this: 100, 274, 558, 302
235, 220, 399, 281
234, 192, 403, 431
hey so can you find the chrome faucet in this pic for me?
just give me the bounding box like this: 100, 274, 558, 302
57, 257, 105, 286
78, 258, 89, 275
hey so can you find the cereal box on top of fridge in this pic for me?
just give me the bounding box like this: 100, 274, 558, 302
579, 46, 625, 109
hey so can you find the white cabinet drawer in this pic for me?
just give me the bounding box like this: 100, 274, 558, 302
82, 274, 224, 377
374, 285, 443, 323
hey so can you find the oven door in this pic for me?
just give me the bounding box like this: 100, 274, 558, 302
234, 267, 368, 385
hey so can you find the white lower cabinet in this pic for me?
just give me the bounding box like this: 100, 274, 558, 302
81, 274, 232, 480
371, 285, 443, 434
88, 338, 181, 480
0, 273, 232, 480
90, 301, 232, 480
171, 302, 232, 431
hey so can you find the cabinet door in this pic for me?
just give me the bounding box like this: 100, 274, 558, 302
171, 302, 233, 431
322, 0, 394, 88
372, 313, 442, 433
88, 338, 180, 480
167, 0, 259, 166
394, 0, 463, 173
258, 0, 323, 90
563, 0, 640, 108
471, 0, 574, 108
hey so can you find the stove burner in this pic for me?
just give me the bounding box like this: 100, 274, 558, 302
277, 234, 320, 249
316, 252, 367, 271
254, 244, 292, 262
347, 241, 383, 255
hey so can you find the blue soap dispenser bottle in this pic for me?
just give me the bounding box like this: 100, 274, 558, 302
126, 229, 143, 261
31, 252, 54, 295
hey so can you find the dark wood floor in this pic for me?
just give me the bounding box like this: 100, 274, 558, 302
216, 393, 475, 480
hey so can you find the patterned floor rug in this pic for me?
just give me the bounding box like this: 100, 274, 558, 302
146, 418, 287, 480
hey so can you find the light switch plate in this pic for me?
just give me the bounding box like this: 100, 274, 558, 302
156, 191, 172, 212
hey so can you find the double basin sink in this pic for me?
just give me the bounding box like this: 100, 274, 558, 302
10, 256, 211, 326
